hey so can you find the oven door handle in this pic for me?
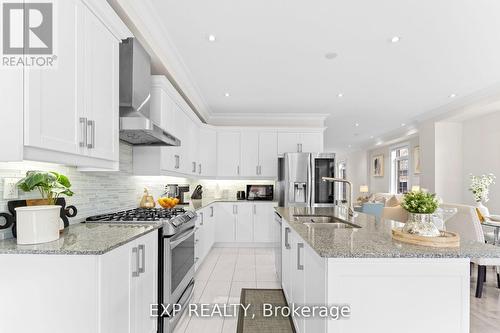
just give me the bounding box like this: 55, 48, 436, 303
170, 227, 195, 249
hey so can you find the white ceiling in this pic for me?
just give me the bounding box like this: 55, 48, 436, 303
138, 0, 500, 150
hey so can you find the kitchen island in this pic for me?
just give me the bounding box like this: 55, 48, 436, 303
275, 206, 500, 333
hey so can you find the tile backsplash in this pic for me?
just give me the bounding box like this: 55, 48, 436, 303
0, 143, 190, 239
0, 143, 276, 239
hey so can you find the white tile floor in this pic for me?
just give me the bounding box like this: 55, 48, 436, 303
173, 247, 280, 333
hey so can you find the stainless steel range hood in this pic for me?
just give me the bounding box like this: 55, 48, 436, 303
119, 38, 180, 146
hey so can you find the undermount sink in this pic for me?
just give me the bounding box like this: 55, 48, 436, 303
293, 215, 361, 229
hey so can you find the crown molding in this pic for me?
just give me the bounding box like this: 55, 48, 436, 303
108, 0, 212, 122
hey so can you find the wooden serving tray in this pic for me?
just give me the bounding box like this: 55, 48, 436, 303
392, 228, 460, 248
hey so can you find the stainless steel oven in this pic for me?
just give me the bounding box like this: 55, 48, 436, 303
163, 212, 197, 332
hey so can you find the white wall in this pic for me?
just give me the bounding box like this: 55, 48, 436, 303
419, 121, 436, 192
367, 136, 420, 194
462, 111, 500, 213
434, 122, 463, 203
339, 150, 369, 199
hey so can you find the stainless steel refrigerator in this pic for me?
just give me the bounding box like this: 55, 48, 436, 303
277, 153, 336, 207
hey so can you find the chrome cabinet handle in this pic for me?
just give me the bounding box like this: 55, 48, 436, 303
87, 120, 95, 149
138, 244, 145, 274
237, 165, 240, 175
253, 205, 256, 215
210, 206, 214, 217
297, 143, 303, 152
258, 165, 262, 175
79, 117, 87, 147
297, 243, 304, 270
200, 212, 204, 225
198, 163, 202, 174
132, 247, 139, 277
192, 161, 196, 173
233, 205, 238, 215
174, 155, 180, 169
256, 165, 259, 175
284, 227, 291, 249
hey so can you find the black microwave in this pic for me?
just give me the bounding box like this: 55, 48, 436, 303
246, 185, 274, 201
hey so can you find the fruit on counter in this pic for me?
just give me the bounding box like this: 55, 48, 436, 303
158, 197, 180, 209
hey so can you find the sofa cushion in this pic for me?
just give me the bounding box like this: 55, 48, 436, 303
386, 195, 400, 207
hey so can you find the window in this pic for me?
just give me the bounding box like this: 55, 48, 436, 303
391, 146, 409, 194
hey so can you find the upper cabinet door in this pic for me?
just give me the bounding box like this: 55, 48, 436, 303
84, 9, 119, 161
217, 131, 241, 177
198, 128, 217, 177
240, 131, 259, 177
277, 133, 301, 155
24, 0, 84, 155
258, 132, 278, 177
300, 132, 323, 153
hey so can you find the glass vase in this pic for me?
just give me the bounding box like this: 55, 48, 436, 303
402, 213, 441, 237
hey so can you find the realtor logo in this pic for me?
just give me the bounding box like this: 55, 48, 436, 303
2, 1, 56, 67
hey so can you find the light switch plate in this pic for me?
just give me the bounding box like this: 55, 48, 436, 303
3, 178, 19, 199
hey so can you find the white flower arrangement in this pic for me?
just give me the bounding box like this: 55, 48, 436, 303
469, 173, 496, 203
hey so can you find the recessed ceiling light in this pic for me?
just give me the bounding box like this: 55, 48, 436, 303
337, 93, 343, 98
355, 123, 359, 127
375, 141, 383, 146
224, 92, 230, 97
401, 123, 406, 127
208, 34, 216, 42
325, 52, 338, 59
449, 93, 456, 98
391, 36, 400, 43
370, 136, 374, 139
348, 144, 352, 148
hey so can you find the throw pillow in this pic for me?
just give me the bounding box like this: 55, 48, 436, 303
386, 195, 399, 207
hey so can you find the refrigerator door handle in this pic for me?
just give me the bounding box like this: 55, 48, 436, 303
308, 155, 313, 206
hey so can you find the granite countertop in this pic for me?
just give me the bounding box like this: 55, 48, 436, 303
183, 198, 278, 211
275, 206, 500, 259
0, 222, 162, 255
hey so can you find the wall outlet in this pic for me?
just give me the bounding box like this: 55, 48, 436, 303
3, 178, 19, 199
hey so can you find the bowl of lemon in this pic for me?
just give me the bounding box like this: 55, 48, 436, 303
158, 197, 180, 209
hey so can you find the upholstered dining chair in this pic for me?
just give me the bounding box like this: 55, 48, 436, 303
440, 203, 500, 298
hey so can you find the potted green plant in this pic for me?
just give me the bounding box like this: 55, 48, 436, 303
15, 171, 74, 244
401, 191, 440, 237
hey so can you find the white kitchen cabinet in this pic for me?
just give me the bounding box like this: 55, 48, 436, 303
277, 131, 324, 154
240, 131, 278, 178
280, 219, 327, 333
205, 204, 216, 253
20, 0, 128, 169
258, 132, 278, 177
217, 131, 241, 177
198, 127, 217, 177
186, 115, 199, 175
23, 0, 84, 156
253, 203, 275, 242
0, 230, 158, 333
235, 203, 253, 242
281, 221, 293, 301
83, 6, 120, 162
240, 131, 260, 177
195, 210, 206, 270
215, 203, 236, 243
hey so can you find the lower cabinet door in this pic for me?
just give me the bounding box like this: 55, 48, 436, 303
132, 231, 158, 333
281, 221, 292, 300
253, 203, 274, 242
291, 233, 305, 333
215, 203, 236, 242
235, 204, 253, 242
303, 243, 326, 333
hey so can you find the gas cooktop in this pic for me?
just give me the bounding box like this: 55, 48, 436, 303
85, 207, 187, 222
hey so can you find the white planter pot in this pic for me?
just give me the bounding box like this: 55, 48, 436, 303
15, 205, 61, 244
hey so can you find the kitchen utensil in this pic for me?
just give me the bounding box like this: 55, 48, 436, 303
191, 185, 203, 200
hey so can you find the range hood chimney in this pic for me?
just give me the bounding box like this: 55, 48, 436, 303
119, 38, 180, 146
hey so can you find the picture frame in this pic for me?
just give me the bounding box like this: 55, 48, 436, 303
372, 154, 384, 177
413, 146, 421, 174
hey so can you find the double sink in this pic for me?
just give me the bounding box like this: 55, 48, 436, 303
293, 214, 361, 229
